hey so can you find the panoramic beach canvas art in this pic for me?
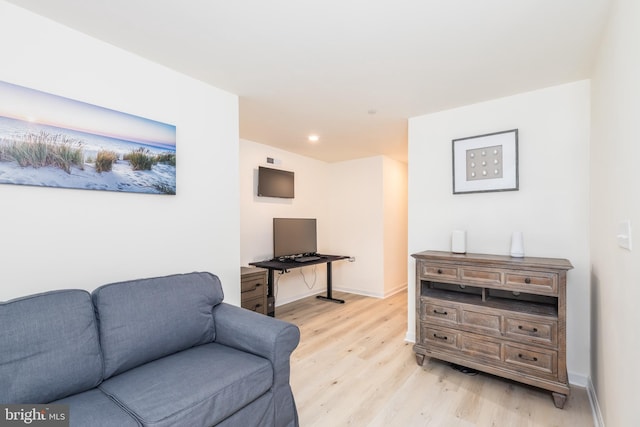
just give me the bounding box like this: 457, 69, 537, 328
0, 80, 176, 195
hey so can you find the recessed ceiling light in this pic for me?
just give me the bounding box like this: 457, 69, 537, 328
308, 134, 319, 142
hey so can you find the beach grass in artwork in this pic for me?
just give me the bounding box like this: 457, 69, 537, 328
124, 147, 155, 171
0, 131, 84, 173
154, 152, 176, 166
94, 150, 118, 173
0, 80, 176, 195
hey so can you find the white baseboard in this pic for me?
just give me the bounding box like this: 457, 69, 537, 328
587, 376, 605, 427
568, 371, 588, 387
384, 282, 408, 298
274, 289, 324, 307
404, 331, 416, 343
276, 286, 396, 306
334, 282, 408, 299
561, 373, 604, 427
276, 282, 408, 306
332, 286, 384, 298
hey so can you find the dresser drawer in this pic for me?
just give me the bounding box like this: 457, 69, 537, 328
460, 333, 502, 361
505, 316, 557, 347
241, 295, 267, 314
421, 263, 458, 281
460, 267, 502, 285
505, 272, 557, 295
460, 308, 501, 335
241, 276, 267, 299
422, 301, 458, 324
421, 325, 458, 350
504, 344, 557, 376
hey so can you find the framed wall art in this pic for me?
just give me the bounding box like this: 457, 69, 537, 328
0, 80, 176, 195
452, 129, 518, 194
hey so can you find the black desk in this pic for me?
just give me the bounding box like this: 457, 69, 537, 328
249, 255, 349, 316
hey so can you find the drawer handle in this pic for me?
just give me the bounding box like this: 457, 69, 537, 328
518, 353, 538, 362
437, 269, 443, 274
433, 333, 448, 341
518, 325, 538, 333
524, 277, 531, 284
252, 304, 262, 311
433, 309, 448, 316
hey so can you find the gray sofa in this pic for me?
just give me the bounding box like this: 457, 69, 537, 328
0, 272, 300, 427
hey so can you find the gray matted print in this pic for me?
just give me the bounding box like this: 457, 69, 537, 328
465, 144, 503, 181
0, 80, 176, 195
452, 129, 518, 194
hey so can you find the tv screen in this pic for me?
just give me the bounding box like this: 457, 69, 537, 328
273, 218, 317, 259
258, 166, 294, 198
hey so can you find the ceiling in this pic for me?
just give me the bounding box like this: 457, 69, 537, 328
5, 0, 611, 163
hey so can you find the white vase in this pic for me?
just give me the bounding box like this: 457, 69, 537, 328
510, 232, 524, 257
451, 230, 466, 254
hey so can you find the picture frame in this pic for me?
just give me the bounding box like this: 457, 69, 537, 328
452, 129, 518, 194
0, 79, 176, 195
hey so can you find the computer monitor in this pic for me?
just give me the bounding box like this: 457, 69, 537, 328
273, 218, 317, 258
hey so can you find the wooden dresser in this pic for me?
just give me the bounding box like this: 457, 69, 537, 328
240, 267, 268, 315
412, 251, 573, 408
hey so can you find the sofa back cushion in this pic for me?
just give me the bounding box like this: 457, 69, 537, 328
0, 290, 103, 403
92, 272, 223, 378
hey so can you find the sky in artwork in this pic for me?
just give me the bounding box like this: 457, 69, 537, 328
0, 80, 176, 148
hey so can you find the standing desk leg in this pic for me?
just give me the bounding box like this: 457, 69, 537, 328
316, 261, 345, 304
267, 268, 275, 317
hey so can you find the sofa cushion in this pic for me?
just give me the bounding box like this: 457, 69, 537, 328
0, 290, 103, 403
99, 343, 273, 427
51, 388, 141, 427
216, 391, 274, 427
93, 272, 223, 378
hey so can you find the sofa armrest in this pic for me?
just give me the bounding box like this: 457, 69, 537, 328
213, 302, 300, 363
213, 303, 300, 427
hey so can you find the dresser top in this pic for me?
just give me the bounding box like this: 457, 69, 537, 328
411, 250, 573, 271
241, 266, 266, 276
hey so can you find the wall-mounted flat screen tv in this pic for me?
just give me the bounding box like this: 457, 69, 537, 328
273, 218, 317, 259
258, 166, 294, 198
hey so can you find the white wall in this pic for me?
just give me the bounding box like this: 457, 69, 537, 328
382, 157, 408, 296
328, 157, 385, 297
0, 2, 241, 304
407, 81, 591, 382
240, 139, 331, 304
328, 156, 408, 298
240, 139, 408, 303
590, 0, 640, 425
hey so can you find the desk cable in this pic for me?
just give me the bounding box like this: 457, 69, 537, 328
274, 265, 317, 301
275, 270, 283, 301
300, 265, 317, 290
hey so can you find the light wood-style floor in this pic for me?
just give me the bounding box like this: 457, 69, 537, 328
277, 290, 594, 427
